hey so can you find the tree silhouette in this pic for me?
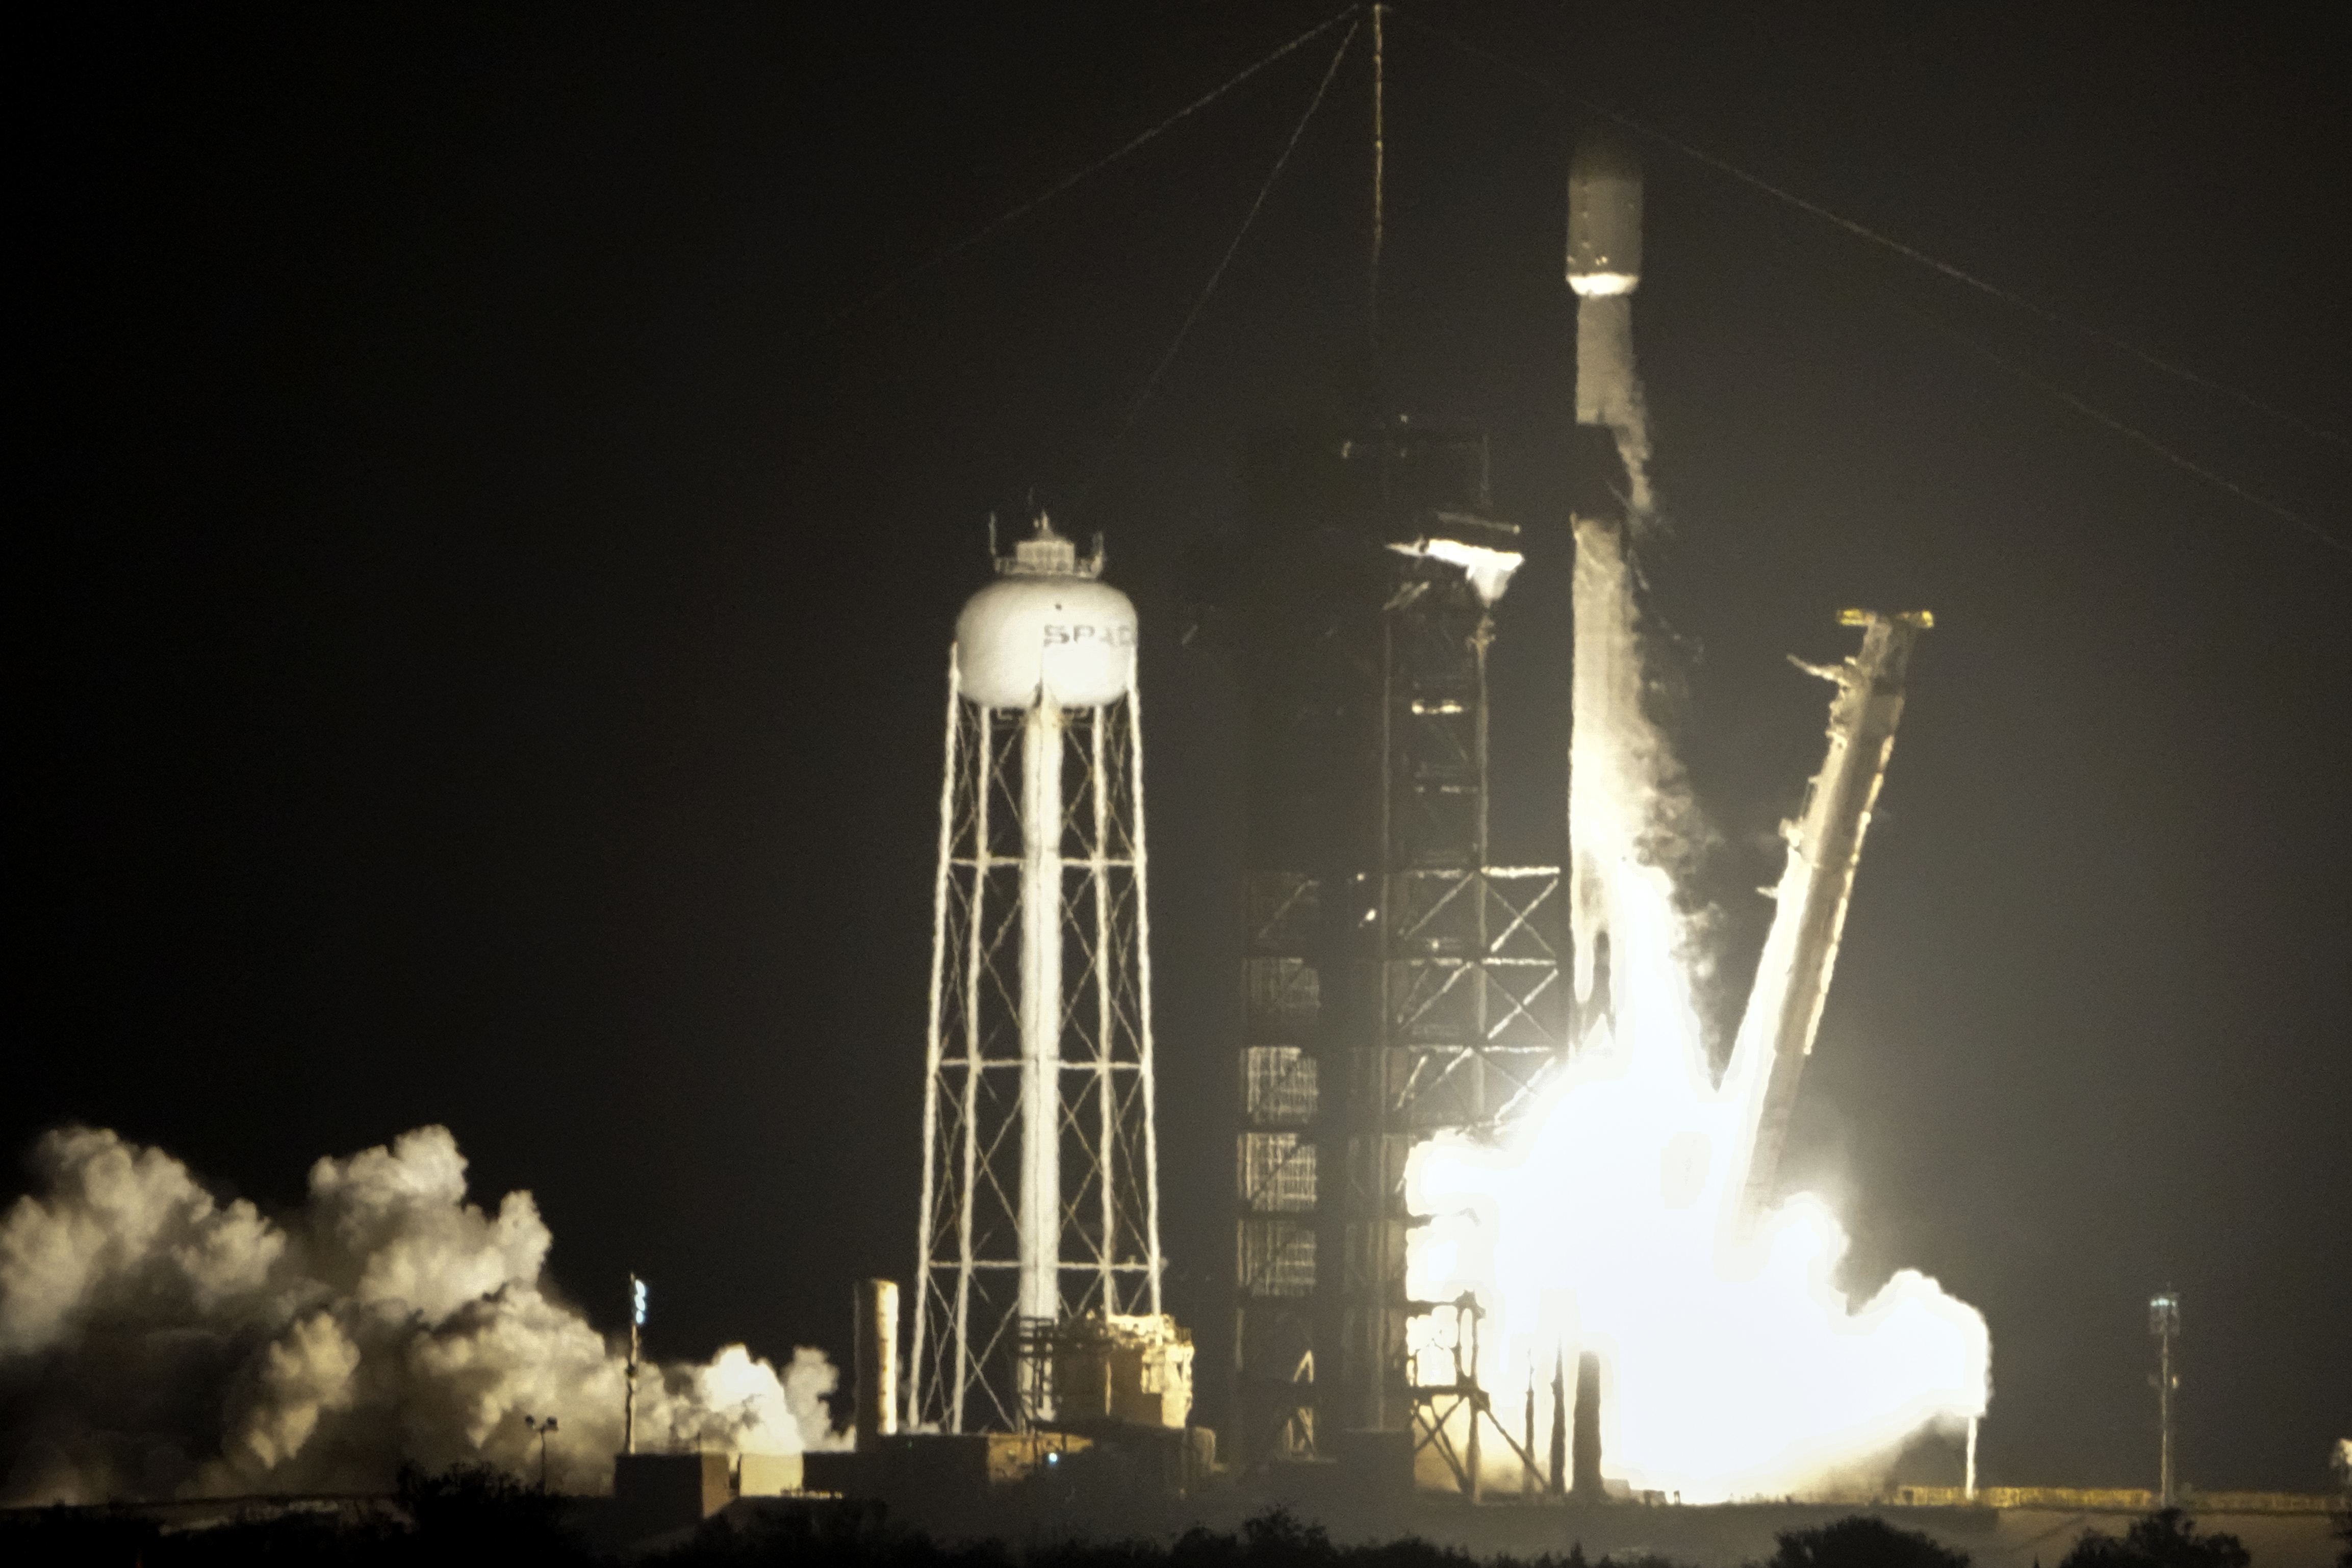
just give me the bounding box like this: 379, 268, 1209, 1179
2057, 1510, 2249, 1568
1755, 1514, 1971, 1568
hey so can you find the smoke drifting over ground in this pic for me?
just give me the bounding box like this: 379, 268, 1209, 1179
0, 1125, 842, 1503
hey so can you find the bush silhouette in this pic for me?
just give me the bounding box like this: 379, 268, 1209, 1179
395, 1460, 583, 1559
1756, 1514, 1971, 1568
2056, 1510, 2249, 1568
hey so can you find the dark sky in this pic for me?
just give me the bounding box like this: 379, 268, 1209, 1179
20, 1, 2348, 1496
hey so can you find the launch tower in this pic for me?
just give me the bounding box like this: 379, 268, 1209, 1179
911, 518, 1166, 1433
1199, 430, 1565, 1472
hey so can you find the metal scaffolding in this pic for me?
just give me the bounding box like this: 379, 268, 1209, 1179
1372, 546, 1565, 1483
1405, 1292, 1553, 1502
1212, 429, 1565, 1477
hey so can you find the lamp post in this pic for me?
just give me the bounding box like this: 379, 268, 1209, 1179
522, 1415, 559, 1492
625, 1274, 647, 1455
2149, 1290, 2181, 1507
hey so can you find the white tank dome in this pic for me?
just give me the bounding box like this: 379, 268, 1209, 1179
955, 519, 1137, 710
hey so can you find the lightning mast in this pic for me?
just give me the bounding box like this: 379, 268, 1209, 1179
2151, 1290, 2181, 1506
910, 516, 1165, 1433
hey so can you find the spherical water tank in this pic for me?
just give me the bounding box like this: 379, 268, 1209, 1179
956, 573, 1137, 709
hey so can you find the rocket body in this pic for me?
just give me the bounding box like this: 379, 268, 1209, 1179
1564, 131, 1655, 1017
1567, 135, 1645, 433
1566, 135, 1643, 298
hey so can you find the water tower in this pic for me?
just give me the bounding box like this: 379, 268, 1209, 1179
909, 516, 1165, 1433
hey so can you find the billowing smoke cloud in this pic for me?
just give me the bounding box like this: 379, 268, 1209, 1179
0, 1125, 844, 1504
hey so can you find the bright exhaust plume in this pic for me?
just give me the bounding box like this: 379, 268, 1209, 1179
1406, 518, 1987, 1502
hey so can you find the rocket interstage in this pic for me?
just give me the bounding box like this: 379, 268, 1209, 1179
911, 516, 1165, 1435
1566, 133, 1650, 504
1566, 133, 1642, 298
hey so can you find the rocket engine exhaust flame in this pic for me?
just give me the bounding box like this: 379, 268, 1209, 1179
1406, 128, 1992, 1503
0, 1125, 846, 1505
1408, 527, 1986, 1501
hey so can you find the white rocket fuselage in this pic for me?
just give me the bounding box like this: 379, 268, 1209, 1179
1567, 137, 1644, 432
1565, 135, 1651, 1020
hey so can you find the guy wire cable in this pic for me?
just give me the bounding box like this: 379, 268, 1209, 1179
1901, 303, 2347, 559
1075, 15, 1364, 509
824, 5, 1360, 331
1369, 1, 1386, 376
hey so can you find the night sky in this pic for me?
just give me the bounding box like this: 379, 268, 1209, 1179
20, 2, 2347, 1496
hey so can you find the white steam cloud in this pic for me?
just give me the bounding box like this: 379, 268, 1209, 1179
0, 1125, 844, 1504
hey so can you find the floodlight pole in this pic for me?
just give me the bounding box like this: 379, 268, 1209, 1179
2150, 1290, 2181, 1507
626, 1273, 647, 1456
524, 1415, 559, 1492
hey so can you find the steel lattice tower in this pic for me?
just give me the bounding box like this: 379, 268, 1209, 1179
910, 518, 1164, 1434
1199, 429, 1565, 1473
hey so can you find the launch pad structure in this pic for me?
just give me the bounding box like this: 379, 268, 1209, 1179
1199, 426, 1570, 1488
1193, 123, 1940, 1497
898, 34, 1947, 1501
